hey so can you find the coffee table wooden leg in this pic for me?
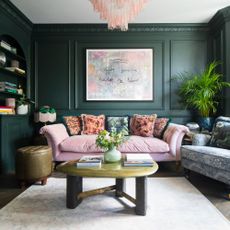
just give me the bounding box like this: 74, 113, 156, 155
116, 178, 125, 197
66, 175, 82, 209
135, 176, 147, 216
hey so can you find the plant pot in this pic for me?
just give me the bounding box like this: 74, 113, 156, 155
104, 147, 121, 163
197, 117, 215, 132
16, 104, 28, 115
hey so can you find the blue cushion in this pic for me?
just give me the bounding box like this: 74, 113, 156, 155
106, 116, 129, 135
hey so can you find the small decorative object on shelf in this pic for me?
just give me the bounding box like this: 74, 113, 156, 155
17, 84, 23, 95
10, 60, 19, 68
96, 129, 127, 163
16, 94, 34, 115
5, 98, 16, 108
0, 51, 6, 67
34, 105, 56, 125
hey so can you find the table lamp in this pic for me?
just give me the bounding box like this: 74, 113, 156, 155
34, 106, 56, 125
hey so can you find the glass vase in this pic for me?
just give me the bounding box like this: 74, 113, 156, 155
104, 146, 121, 163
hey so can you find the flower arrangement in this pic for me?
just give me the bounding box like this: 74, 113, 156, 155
96, 129, 126, 151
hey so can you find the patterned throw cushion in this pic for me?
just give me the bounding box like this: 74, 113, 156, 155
153, 118, 170, 138
81, 114, 105, 135
209, 116, 230, 149
130, 114, 157, 137
63, 116, 81, 135
106, 116, 129, 135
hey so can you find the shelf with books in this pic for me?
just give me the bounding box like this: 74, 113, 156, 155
0, 90, 23, 97
0, 35, 27, 107
0, 67, 26, 78
0, 46, 25, 63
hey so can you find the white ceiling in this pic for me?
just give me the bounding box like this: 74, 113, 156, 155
10, 0, 230, 24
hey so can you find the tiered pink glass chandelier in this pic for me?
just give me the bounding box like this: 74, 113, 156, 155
90, 0, 149, 31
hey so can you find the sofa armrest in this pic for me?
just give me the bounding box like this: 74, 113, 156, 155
40, 124, 69, 161
163, 123, 189, 161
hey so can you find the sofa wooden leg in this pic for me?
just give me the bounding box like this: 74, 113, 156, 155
175, 161, 181, 171
184, 168, 191, 180
225, 184, 230, 200
20, 181, 26, 189
41, 177, 48, 185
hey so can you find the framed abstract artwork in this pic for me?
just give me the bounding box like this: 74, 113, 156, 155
86, 49, 153, 101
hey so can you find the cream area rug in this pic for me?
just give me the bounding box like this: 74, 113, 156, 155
0, 177, 229, 230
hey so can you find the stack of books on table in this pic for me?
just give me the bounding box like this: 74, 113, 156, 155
0, 106, 14, 114
0, 81, 17, 94
124, 154, 154, 167
76, 155, 103, 168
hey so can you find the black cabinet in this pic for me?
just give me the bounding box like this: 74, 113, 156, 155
0, 115, 33, 174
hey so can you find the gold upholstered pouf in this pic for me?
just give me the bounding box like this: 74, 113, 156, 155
16, 146, 52, 187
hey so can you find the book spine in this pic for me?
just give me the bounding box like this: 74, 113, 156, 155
76, 163, 101, 168
0, 41, 11, 51
124, 164, 153, 167
0, 106, 13, 109
0, 88, 18, 94
0, 81, 17, 87
0, 86, 17, 91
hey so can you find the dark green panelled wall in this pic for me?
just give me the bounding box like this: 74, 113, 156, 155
209, 6, 230, 116
32, 25, 209, 124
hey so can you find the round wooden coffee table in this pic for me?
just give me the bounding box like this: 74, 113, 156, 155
57, 159, 158, 215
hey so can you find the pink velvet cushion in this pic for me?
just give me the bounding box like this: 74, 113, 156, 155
154, 118, 170, 138
81, 114, 105, 135
118, 135, 169, 153
60, 135, 102, 153
130, 114, 157, 137
63, 116, 81, 135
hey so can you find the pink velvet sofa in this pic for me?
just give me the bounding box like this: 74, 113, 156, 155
40, 123, 189, 163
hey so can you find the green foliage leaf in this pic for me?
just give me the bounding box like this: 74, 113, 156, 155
174, 61, 230, 117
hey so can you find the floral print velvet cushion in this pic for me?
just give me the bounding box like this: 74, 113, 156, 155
153, 118, 170, 138
106, 116, 129, 135
63, 116, 81, 135
130, 114, 157, 137
209, 116, 230, 149
81, 114, 105, 135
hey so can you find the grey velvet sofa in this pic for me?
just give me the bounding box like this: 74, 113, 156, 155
181, 116, 230, 199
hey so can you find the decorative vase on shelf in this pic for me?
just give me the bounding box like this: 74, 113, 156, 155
104, 146, 121, 163
16, 104, 28, 115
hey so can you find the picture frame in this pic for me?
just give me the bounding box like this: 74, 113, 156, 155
86, 49, 153, 101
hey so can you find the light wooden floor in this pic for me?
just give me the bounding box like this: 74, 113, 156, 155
0, 162, 229, 221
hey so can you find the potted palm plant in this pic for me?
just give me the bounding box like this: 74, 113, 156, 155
176, 61, 230, 131
16, 94, 34, 115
